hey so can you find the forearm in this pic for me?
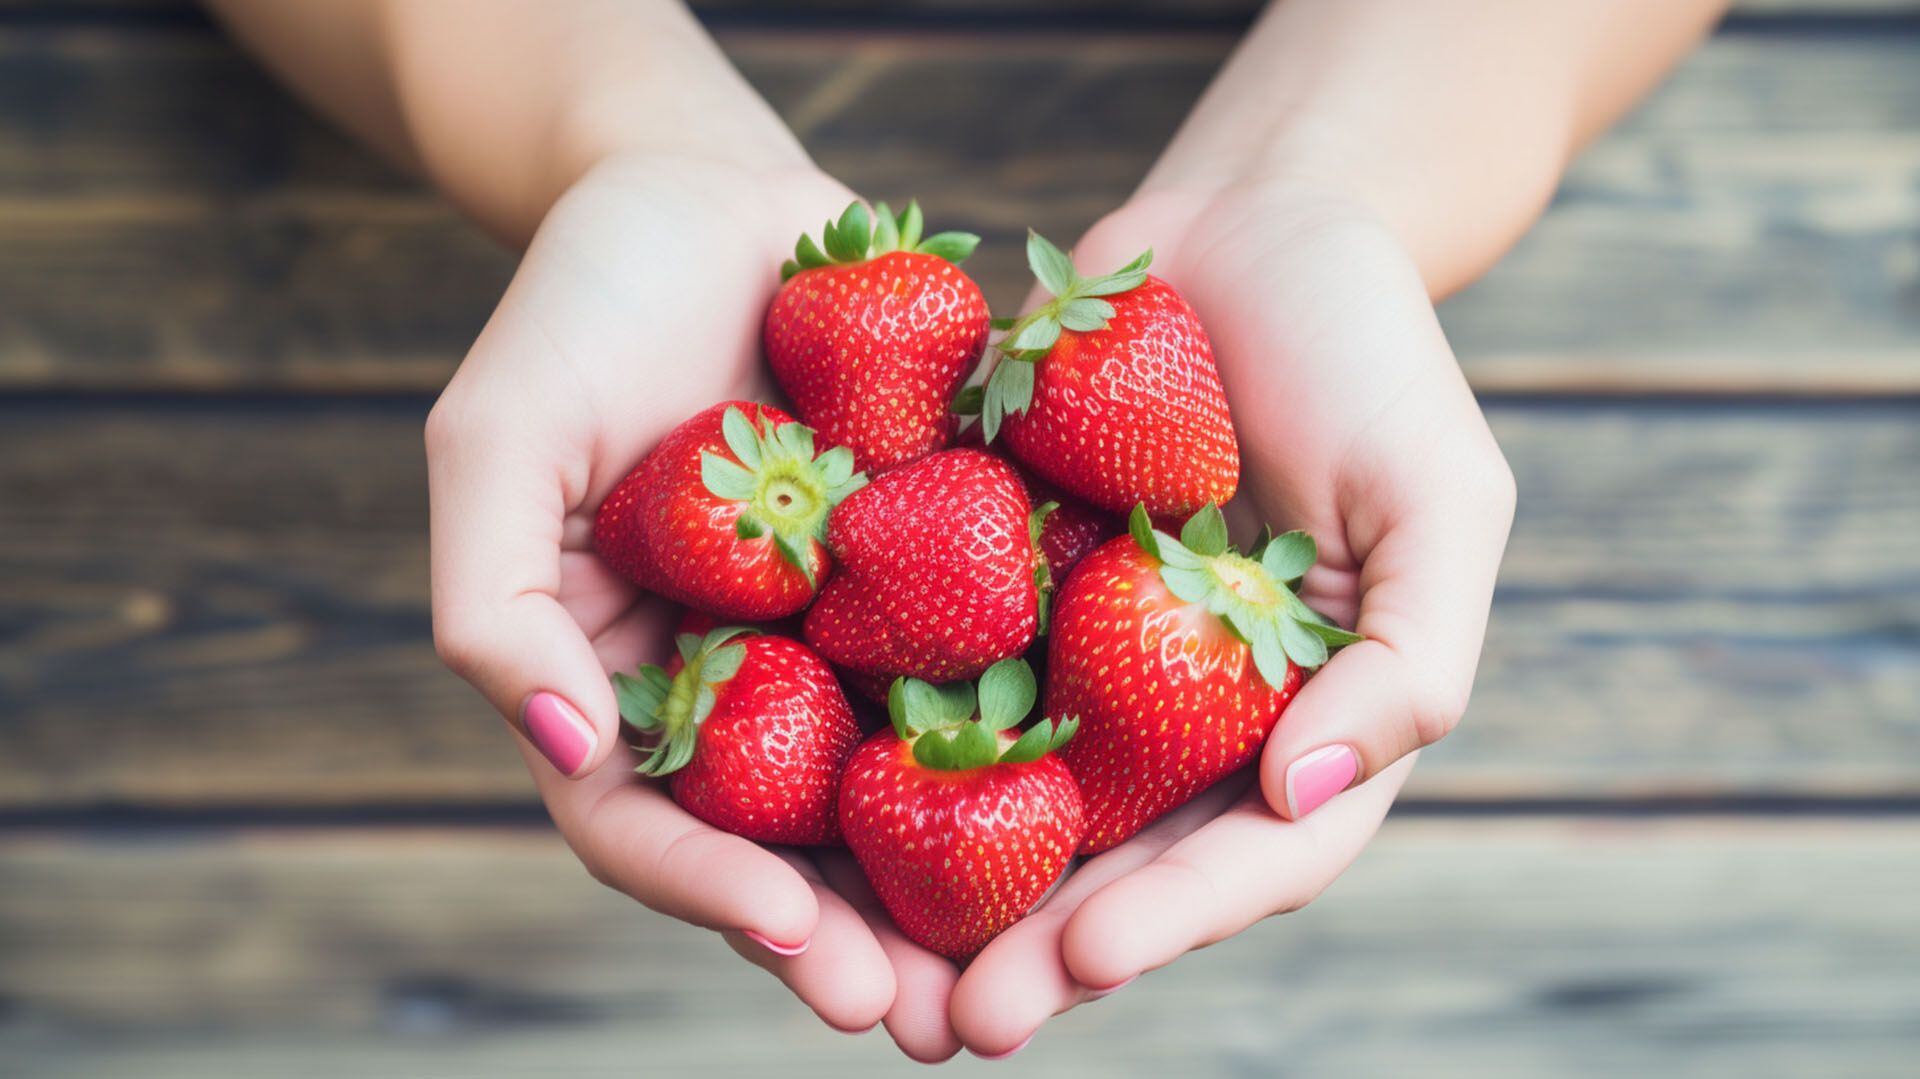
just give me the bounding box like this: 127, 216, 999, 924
1145, 0, 1727, 297
207, 0, 808, 245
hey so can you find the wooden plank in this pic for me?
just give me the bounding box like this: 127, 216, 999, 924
1, 402, 1915, 808
4, 28, 1920, 394
0, 820, 1914, 1076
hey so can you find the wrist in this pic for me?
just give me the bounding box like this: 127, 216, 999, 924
1140, 113, 1564, 301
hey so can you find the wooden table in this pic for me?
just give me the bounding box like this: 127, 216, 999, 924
3, 1, 1917, 1075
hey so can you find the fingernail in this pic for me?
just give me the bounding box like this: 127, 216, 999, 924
970, 1034, 1033, 1061
745, 929, 810, 957
1285, 744, 1358, 819
522, 692, 595, 777
1089, 973, 1138, 1000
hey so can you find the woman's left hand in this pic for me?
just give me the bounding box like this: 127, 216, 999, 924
946, 180, 1516, 1057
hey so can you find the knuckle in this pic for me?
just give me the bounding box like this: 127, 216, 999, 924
430, 607, 489, 680
1408, 674, 1471, 747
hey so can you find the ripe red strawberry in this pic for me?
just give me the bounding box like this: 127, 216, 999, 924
614, 627, 861, 845
838, 660, 1083, 959
953, 421, 1117, 625
804, 448, 1040, 683
765, 200, 990, 474
594, 402, 866, 621
979, 232, 1238, 518
1048, 505, 1361, 852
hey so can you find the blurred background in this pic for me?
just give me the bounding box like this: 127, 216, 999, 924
2, 0, 1918, 1076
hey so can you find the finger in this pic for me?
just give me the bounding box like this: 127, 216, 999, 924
529, 751, 821, 948
1259, 429, 1513, 819
947, 776, 1247, 1056
427, 374, 621, 778
723, 853, 896, 1035
818, 852, 963, 1064
1062, 757, 1413, 991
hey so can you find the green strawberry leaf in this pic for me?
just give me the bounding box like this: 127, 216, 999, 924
1128, 504, 1162, 561
1076, 250, 1152, 296
735, 514, 765, 541
720, 406, 762, 468
1006, 316, 1062, 353
1179, 503, 1229, 557
1027, 230, 1077, 297
1261, 530, 1317, 582
887, 678, 912, 740
1048, 715, 1079, 751
1057, 296, 1115, 333
1248, 618, 1290, 689
1160, 564, 1214, 604
912, 729, 956, 770
999, 720, 1053, 764
1302, 619, 1365, 649
989, 316, 1018, 331
675, 633, 702, 664
977, 659, 1036, 731
871, 200, 899, 252
917, 231, 981, 264
825, 203, 871, 262
816, 445, 856, 491
700, 452, 759, 502
700, 643, 747, 684
773, 531, 816, 586
898, 199, 924, 251
949, 719, 1000, 768
1277, 614, 1329, 669
774, 421, 814, 462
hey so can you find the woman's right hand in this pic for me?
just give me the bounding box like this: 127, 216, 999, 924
425, 157, 970, 1061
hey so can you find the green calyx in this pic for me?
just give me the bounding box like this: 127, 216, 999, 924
887, 659, 1078, 772
978, 231, 1152, 442
781, 199, 982, 281
700, 405, 867, 588
1128, 503, 1364, 688
1029, 501, 1059, 637
613, 626, 757, 776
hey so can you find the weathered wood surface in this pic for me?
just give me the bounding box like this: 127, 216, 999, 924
3, 28, 1919, 393
4, 402, 1915, 807
0, 820, 1913, 1076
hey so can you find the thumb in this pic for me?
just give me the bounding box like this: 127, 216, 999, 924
1259, 440, 1515, 820
425, 394, 621, 779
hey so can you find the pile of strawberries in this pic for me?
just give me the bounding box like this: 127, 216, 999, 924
595, 201, 1360, 960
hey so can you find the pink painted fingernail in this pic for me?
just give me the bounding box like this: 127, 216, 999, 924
971, 1033, 1033, 1061
745, 930, 810, 957
522, 692, 595, 777
1285, 744, 1358, 819
1090, 973, 1138, 1000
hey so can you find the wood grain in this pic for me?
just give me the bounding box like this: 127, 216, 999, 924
0, 820, 1914, 1076
3, 28, 1919, 393
3, 403, 1915, 807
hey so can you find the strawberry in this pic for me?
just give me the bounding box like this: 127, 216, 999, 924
838, 659, 1083, 959
804, 448, 1041, 684
977, 232, 1238, 518
1048, 505, 1360, 852
765, 200, 990, 474
614, 627, 861, 846
594, 402, 866, 621
942, 420, 1118, 637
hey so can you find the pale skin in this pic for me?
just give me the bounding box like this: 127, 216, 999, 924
211, 0, 1728, 1061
